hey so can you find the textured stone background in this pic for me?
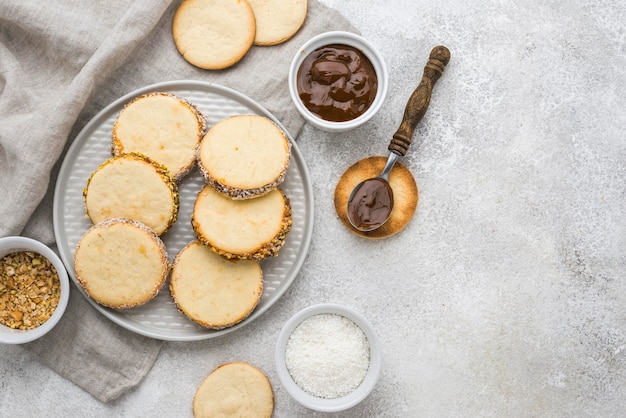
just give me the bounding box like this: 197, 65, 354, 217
1, 0, 625, 416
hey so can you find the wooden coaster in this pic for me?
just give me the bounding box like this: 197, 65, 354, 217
334, 156, 418, 239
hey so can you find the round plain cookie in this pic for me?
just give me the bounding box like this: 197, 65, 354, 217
197, 115, 291, 199
84, 153, 179, 236
170, 241, 263, 329
172, 0, 256, 70
112, 92, 208, 182
192, 185, 292, 260
247, 0, 308, 46
193, 362, 274, 418
73, 218, 169, 309
334, 156, 418, 239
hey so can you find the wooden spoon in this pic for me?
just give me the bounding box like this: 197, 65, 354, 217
347, 45, 450, 231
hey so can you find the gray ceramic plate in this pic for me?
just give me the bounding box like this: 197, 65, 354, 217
53, 80, 314, 341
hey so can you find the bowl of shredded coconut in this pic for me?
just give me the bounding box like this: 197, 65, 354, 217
275, 303, 382, 412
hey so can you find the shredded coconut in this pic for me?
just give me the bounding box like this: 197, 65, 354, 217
285, 313, 370, 399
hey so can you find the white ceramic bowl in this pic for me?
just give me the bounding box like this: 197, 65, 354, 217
288, 31, 388, 132
0, 236, 70, 344
275, 303, 382, 412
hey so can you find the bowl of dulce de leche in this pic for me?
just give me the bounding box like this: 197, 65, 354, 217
289, 31, 388, 132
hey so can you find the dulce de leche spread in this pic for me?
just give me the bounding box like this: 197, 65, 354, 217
347, 177, 393, 230
296, 44, 378, 122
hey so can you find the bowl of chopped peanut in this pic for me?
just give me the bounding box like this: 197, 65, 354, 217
0, 236, 69, 344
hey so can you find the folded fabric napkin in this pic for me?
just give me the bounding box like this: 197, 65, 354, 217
0, 0, 356, 402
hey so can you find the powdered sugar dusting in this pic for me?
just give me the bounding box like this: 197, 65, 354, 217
285, 313, 370, 399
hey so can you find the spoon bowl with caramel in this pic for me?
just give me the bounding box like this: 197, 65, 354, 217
347, 46, 451, 232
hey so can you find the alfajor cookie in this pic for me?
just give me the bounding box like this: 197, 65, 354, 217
73, 218, 169, 309
193, 362, 274, 418
112, 92, 207, 182
247, 0, 308, 46
197, 114, 291, 200
172, 0, 256, 70
84, 153, 179, 236
192, 185, 292, 260
170, 241, 263, 329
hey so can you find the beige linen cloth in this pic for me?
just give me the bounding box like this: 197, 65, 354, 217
0, 0, 355, 402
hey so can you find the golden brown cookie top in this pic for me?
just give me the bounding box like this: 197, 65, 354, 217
170, 241, 263, 329
197, 115, 291, 200
247, 0, 308, 46
193, 362, 274, 418
172, 0, 256, 70
73, 218, 169, 309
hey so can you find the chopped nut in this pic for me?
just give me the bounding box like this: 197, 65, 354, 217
0, 251, 61, 330
10, 311, 23, 321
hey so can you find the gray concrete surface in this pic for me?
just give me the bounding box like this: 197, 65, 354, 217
1, 0, 625, 416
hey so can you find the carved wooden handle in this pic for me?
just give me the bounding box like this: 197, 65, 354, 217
388, 46, 450, 156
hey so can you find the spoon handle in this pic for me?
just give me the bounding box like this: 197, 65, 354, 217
389, 46, 450, 156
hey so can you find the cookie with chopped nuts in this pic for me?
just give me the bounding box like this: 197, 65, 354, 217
193, 362, 274, 418
170, 241, 263, 329
112, 92, 208, 181
197, 115, 291, 200
84, 153, 179, 236
74, 218, 169, 309
192, 185, 292, 260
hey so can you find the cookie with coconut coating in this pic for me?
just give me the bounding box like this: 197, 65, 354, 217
170, 241, 263, 329
74, 218, 169, 309
197, 114, 291, 200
